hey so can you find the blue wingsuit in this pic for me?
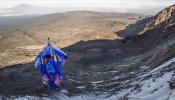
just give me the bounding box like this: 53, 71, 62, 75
34, 42, 67, 89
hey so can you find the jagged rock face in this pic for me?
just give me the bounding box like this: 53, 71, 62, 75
143, 4, 175, 34
154, 5, 175, 26
118, 4, 175, 36
145, 4, 175, 32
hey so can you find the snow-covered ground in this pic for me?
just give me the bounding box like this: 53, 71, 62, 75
2, 57, 175, 100
124, 57, 175, 100
128, 72, 174, 100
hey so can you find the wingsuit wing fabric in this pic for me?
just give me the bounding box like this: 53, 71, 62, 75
53, 48, 67, 80
34, 51, 43, 69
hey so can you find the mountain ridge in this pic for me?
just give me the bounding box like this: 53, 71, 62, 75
118, 4, 175, 37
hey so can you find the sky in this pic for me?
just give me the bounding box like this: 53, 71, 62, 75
0, 0, 174, 8
0, 0, 174, 15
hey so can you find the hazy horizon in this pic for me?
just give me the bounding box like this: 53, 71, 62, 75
1, 0, 174, 8
0, 0, 175, 15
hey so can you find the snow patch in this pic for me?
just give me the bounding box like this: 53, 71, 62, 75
90, 81, 104, 84
149, 57, 175, 74
77, 86, 86, 89
129, 72, 174, 100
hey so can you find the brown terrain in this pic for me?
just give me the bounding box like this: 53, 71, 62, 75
0, 11, 141, 67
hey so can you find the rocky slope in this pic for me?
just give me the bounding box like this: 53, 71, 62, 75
7, 56, 175, 100
118, 4, 175, 36
116, 4, 175, 70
